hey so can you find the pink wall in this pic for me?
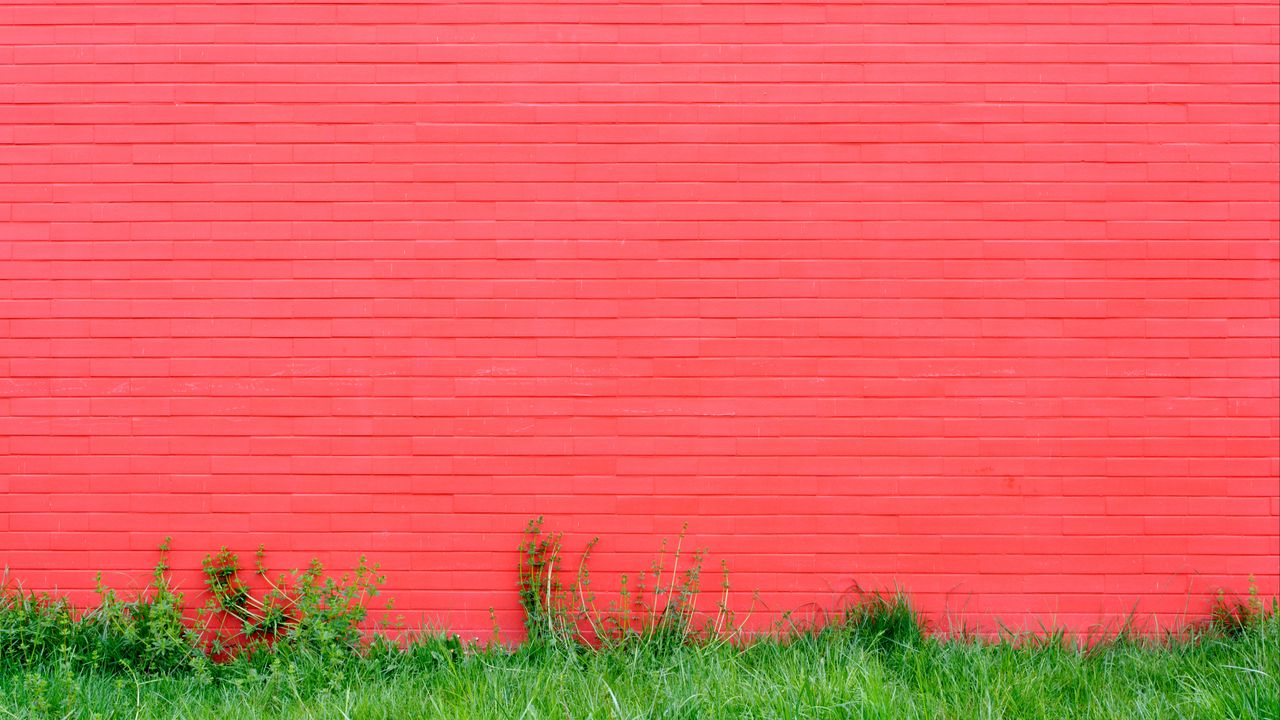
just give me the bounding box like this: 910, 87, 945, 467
1, 1, 1277, 636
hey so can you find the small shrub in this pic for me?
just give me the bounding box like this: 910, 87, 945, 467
1204, 576, 1276, 639
199, 544, 388, 660
516, 517, 576, 647
515, 517, 738, 653
0, 538, 206, 674
0, 580, 81, 669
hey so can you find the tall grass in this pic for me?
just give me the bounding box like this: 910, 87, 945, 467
2, 609, 1274, 719
0, 520, 1275, 719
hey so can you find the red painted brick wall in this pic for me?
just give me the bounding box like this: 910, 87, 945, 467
1, 2, 1277, 636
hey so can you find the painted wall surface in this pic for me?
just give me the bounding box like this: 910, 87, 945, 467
1, 2, 1278, 636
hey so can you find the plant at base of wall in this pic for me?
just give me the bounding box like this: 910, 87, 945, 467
516, 517, 746, 653
0, 537, 208, 675
199, 544, 390, 662
1204, 575, 1278, 640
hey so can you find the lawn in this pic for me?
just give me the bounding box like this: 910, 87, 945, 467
1, 618, 1276, 719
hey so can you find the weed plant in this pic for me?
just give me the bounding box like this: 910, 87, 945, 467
516, 517, 737, 655
0, 539, 207, 676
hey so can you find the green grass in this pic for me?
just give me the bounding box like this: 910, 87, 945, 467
1, 523, 1276, 719
2, 616, 1276, 719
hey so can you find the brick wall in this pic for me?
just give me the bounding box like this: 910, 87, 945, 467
1, 1, 1277, 636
